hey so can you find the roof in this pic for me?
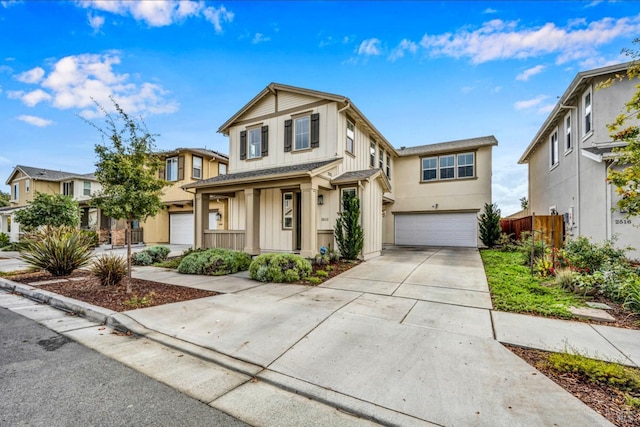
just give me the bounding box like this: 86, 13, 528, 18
332, 168, 391, 193
396, 136, 498, 157
158, 147, 228, 162
183, 159, 340, 189
519, 61, 633, 164
6, 165, 96, 185
581, 145, 623, 162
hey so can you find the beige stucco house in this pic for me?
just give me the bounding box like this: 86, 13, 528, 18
142, 148, 229, 245
184, 83, 497, 259
519, 62, 640, 258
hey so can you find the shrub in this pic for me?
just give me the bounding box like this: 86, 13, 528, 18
334, 193, 364, 260
177, 248, 251, 276
0, 232, 9, 248
312, 254, 329, 266
555, 268, 575, 291
564, 236, 627, 273
307, 277, 322, 285
131, 251, 153, 266
91, 254, 127, 286
315, 270, 328, 278
249, 253, 312, 282
145, 245, 170, 263
80, 230, 99, 247
19, 225, 93, 276
478, 203, 501, 248
547, 352, 640, 391
519, 232, 546, 267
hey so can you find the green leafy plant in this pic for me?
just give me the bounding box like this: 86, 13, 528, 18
177, 248, 251, 276
547, 352, 640, 391
315, 270, 328, 278
91, 254, 127, 286
131, 251, 153, 266
554, 268, 575, 291
519, 231, 546, 267
307, 277, 322, 285
144, 245, 170, 263
19, 225, 94, 276
0, 232, 9, 248
124, 292, 156, 308
249, 253, 312, 282
14, 192, 80, 232
534, 256, 554, 277
334, 192, 364, 260
564, 236, 627, 273
478, 203, 501, 248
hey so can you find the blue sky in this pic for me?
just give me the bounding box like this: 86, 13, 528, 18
1, 1, 638, 215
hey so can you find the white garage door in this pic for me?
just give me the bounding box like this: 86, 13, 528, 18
395, 213, 478, 247
169, 212, 218, 245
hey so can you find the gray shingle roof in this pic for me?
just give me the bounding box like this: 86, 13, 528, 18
16, 165, 96, 182
158, 147, 228, 161
331, 169, 379, 184
183, 159, 339, 189
396, 136, 498, 157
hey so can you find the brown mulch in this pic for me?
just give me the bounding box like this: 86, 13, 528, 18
508, 345, 640, 427
8, 270, 217, 312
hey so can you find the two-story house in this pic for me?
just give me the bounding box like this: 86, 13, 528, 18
1, 165, 101, 242
184, 83, 497, 259
142, 148, 229, 245
519, 62, 640, 257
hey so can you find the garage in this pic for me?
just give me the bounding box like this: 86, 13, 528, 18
395, 212, 478, 247
169, 212, 219, 245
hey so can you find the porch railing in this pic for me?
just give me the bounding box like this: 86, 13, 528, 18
204, 230, 246, 251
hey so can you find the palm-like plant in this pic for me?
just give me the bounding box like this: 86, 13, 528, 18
20, 225, 94, 276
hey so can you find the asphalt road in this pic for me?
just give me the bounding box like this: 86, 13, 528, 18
0, 307, 249, 427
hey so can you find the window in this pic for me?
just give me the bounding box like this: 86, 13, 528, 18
422, 157, 437, 181
386, 151, 391, 179
550, 129, 559, 167
12, 183, 18, 201
83, 181, 91, 196
166, 157, 178, 181
294, 116, 310, 150
439, 155, 455, 180
341, 187, 357, 211
379, 148, 384, 170
192, 156, 203, 179
219, 163, 227, 175
457, 153, 474, 178
346, 120, 355, 154
63, 181, 74, 196
283, 192, 293, 229
25, 179, 30, 193
370, 140, 376, 167
565, 113, 572, 151
583, 89, 592, 136
248, 127, 262, 159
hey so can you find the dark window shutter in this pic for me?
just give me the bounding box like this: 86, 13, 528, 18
178, 155, 185, 180
284, 119, 292, 152
311, 113, 320, 148
261, 125, 269, 157
240, 130, 247, 160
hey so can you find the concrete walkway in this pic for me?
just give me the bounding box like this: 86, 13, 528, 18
3, 246, 636, 425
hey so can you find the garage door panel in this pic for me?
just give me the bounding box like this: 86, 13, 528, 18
395, 213, 478, 247
170, 213, 194, 245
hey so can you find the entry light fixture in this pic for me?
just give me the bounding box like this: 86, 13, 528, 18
317, 194, 324, 205
215, 212, 223, 221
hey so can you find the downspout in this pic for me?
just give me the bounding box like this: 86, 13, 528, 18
605, 159, 619, 241
337, 100, 351, 113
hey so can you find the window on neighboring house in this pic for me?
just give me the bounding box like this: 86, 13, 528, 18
369, 140, 376, 167
12, 183, 18, 201
25, 179, 30, 193
294, 116, 310, 150
341, 187, 357, 211
63, 181, 74, 196
166, 157, 178, 181
422, 157, 437, 181
219, 163, 227, 175
83, 181, 91, 196
583, 89, 592, 136
346, 120, 355, 154
439, 155, 455, 180
565, 113, 572, 151
248, 127, 262, 159
192, 156, 203, 179
378, 148, 384, 170
283, 192, 293, 229
457, 153, 475, 178
386, 151, 391, 179
550, 129, 559, 167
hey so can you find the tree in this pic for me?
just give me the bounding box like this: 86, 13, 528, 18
605, 39, 640, 216
520, 197, 529, 210
334, 192, 364, 260
0, 190, 9, 207
479, 202, 501, 248
14, 192, 80, 232
87, 98, 167, 292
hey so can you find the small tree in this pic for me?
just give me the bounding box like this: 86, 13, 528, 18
87, 98, 167, 292
479, 202, 501, 248
334, 192, 364, 260
520, 197, 529, 210
14, 192, 80, 232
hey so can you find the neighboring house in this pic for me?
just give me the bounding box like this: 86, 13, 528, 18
184, 83, 497, 259
141, 148, 229, 245
1, 165, 102, 242
518, 62, 640, 258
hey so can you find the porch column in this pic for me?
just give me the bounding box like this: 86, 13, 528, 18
300, 182, 318, 258
244, 188, 261, 255
194, 192, 209, 249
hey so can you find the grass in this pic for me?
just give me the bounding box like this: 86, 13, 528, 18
154, 257, 182, 269
481, 249, 584, 318
546, 352, 640, 391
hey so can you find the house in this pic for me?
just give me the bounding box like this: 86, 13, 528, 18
1, 165, 102, 242
518, 62, 640, 258
141, 148, 229, 245
184, 83, 497, 259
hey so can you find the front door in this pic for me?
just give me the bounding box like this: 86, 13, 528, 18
295, 191, 302, 251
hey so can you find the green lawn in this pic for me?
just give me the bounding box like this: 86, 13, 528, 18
481, 249, 585, 318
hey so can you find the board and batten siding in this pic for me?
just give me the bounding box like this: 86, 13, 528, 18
361, 179, 383, 259
259, 188, 293, 252
242, 94, 277, 121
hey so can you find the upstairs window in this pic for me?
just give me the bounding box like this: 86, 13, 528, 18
12, 183, 18, 201
219, 163, 227, 175
166, 157, 178, 181
439, 155, 455, 180
248, 127, 262, 159
379, 148, 384, 170
583, 89, 592, 136
386, 151, 391, 179
192, 155, 203, 179
457, 153, 474, 178
63, 181, 74, 196
565, 113, 572, 151
369, 140, 376, 167
422, 157, 437, 181
294, 116, 310, 150
25, 179, 30, 193
346, 120, 355, 154
550, 129, 559, 167
422, 153, 475, 182
83, 181, 91, 196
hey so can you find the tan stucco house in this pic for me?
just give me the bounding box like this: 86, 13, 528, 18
519, 62, 640, 258
184, 83, 497, 259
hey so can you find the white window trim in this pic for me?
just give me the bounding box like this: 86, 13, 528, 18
83, 181, 91, 197
282, 191, 293, 230
12, 183, 18, 201
457, 152, 475, 178
386, 151, 391, 179
192, 155, 203, 179
421, 157, 438, 181
582, 87, 593, 140
341, 187, 357, 211
421, 153, 475, 182
346, 120, 355, 154
369, 140, 376, 168
25, 179, 30, 193
218, 163, 227, 175
166, 156, 178, 181
564, 112, 572, 154
550, 128, 559, 169
248, 127, 262, 159
293, 116, 310, 151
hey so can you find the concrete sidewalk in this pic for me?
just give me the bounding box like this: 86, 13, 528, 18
1, 246, 631, 426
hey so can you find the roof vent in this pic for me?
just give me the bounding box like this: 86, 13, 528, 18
400, 146, 406, 150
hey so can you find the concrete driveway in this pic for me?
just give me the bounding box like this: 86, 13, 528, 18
116, 247, 610, 426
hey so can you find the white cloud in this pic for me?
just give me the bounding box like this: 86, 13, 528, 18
514, 95, 548, 110
419, 15, 640, 64
76, 1, 233, 32
88, 13, 105, 33
516, 64, 546, 81
358, 38, 382, 56
21, 89, 52, 107
252, 33, 270, 44
388, 39, 418, 61
483, 8, 498, 14
538, 103, 555, 114
1, 1, 21, 8
461, 86, 474, 94
15, 66, 45, 84
18, 115, 54, 127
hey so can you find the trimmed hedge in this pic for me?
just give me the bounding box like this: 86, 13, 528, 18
249, 253, 312, 283
177, 248, 251, 276
132, 245, 170, 266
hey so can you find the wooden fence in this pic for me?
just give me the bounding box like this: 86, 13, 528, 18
500, 214, 564, 248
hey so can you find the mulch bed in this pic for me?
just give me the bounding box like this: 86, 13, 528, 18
508, 345, 640, 427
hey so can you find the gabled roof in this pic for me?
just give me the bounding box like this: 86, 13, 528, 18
182, 159, 341, 189
158, 147, 228, 162
396, 136, 498, 157
332, 168, 391, 193
6, 165, 96, 185
519, 61, 632, 164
